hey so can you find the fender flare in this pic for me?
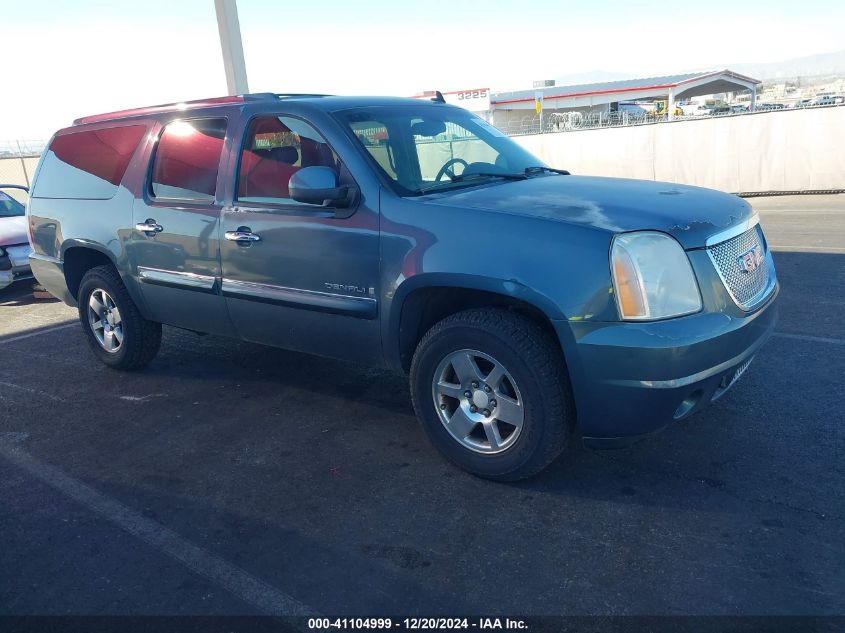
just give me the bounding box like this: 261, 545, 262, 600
384, 272, 569, 370
60, 238, 119, 266
59, 239, 147, 314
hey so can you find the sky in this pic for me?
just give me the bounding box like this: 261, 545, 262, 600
2, 0, 844, 139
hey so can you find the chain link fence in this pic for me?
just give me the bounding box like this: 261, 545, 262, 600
497, 111, 673, 136
0, 141, 46, 198
496, 101, 845, 136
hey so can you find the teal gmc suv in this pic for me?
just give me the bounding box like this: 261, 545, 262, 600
26, 93, 778, 480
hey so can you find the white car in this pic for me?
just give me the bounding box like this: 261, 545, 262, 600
0, 185, 33, 290
682, 104, 713, 117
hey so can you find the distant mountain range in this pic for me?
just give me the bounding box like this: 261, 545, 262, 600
725, 49, 845, 81
548, 50, 845, 88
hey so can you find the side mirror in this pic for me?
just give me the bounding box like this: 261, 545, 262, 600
289, 166, 356, 208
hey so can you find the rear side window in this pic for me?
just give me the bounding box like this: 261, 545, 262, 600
32, 125, 146, 199
150, 118, 227, 201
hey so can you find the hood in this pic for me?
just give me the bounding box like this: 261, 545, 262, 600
0, 216, 29, 247
421, 175, 754, 249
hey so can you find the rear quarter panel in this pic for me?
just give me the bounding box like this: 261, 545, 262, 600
28, 121, 155, 308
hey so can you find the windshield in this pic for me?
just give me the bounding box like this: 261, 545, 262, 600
0, 190, 26, 217
336, 105, 548, 196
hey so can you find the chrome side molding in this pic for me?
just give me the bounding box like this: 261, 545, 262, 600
221, 278, 377, 319
137, 267, 217, 293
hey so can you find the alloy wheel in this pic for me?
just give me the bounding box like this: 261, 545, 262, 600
431, 349, 525, 454
87, 288, 124, 353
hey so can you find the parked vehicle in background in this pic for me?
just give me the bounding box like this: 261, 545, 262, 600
730, 104, 748, 113
682, 103, 713, 116
0, 185, 33, 290
652, 99, 684, 118
793, 99, 813, 108
759, 103, 785, 111
811, 95, 840, 106
617, 102, 649, 116
26, 93, 779, 480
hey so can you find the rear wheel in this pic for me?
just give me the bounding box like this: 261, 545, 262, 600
77, 265, 161, 369
410, 308, 572, 481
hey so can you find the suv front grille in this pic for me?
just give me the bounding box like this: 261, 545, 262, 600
707, 224, 771, 310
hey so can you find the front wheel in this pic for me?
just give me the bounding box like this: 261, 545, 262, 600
410, 309, 573, 481
77, 265, 161, 370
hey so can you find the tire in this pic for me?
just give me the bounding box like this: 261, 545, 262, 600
77, 265, 161, 370
410, 308, 573, 481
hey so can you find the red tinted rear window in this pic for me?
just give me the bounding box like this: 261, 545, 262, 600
33, 125, 147, 199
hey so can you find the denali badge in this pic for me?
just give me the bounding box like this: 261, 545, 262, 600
737, 244, 763, 273
324, 282, 370, 295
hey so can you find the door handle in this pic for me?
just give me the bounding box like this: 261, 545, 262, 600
225, 227, 261, 245
135, 219, 164, 237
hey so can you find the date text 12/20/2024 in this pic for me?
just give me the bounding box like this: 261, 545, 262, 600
308, 618, 528, 630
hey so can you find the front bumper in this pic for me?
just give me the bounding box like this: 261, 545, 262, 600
0, 244, 33, 290
555, 283, 779, 446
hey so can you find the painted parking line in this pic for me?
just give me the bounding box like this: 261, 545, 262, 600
0, 322, 78, 345
769, 245, 845, 253
773, 332, 845, 346
0, 380, 68, 403
0, 434, 317, 617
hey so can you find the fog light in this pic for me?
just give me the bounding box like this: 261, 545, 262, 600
674, 390, 702, 420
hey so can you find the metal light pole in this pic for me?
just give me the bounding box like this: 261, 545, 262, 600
214, 0, 249, 95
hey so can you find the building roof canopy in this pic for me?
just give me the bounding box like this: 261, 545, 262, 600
491, 70, 760, 107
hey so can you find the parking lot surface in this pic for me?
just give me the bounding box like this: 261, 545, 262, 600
1, 195, 843, 616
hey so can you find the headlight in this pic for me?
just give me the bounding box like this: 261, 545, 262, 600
611, 231, 702, 320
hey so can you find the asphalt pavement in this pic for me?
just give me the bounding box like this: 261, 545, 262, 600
0, 195, 843, 617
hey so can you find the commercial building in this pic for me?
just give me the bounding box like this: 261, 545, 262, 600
488, 69, 761, 130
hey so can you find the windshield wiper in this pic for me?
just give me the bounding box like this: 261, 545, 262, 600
417, 171, 527, 194
524, 166, 570, 176
451, 171, 528, 182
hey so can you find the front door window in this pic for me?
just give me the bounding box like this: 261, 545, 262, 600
237, 116, 341, 207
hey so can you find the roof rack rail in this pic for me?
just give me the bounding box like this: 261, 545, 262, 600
240, 93, 333, 101
73, 93, 334, 125
274, 93, 333, 99
73, 95, 246, 125
242, 92, 280, 101
241, 93, 333, 100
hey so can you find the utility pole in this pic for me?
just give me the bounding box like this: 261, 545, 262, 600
214, 0, 249, 95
